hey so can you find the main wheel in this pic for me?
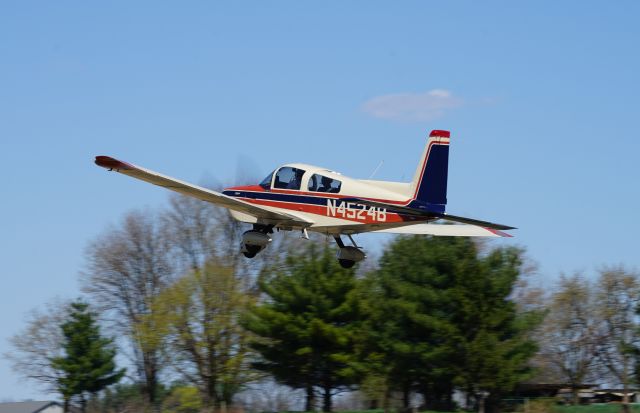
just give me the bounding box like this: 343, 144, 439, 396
338, 259, 356, 269
242, 244, 261, 259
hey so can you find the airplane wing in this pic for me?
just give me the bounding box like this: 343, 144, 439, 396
341, 197, 515, 231
370, 223, 512, 237
94, 156, 312, 226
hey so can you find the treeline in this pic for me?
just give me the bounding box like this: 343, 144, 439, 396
5, 195, 639, 413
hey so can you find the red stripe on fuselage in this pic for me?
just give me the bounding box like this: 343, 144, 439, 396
226, 186, 412, 206
238, 197, 425, 224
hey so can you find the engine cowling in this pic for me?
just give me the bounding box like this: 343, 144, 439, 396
241, 230, 272, 258
337, 246, 366, 262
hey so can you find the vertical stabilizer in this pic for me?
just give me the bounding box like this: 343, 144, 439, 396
408, 130, 450, 212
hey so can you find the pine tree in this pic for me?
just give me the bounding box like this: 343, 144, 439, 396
244, 242, 359, 412
451, 245, 541, 412
359, 236, 467, 410
50, 300, 125, 412
359, 236, 540, 412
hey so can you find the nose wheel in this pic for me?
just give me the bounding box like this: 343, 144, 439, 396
333, 234, 366, 268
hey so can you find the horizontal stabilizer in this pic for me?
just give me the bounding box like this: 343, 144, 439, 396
372, 223, 513, 237
431, 213, 516, 231
340, 197, 515, 230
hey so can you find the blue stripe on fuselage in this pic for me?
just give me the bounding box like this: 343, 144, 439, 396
223, 190, 336, 207
222, 190, 445, 216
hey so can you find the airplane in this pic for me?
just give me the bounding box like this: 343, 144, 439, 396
95, 130, 515, 268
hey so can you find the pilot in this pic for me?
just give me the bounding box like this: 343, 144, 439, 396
308, 175, 318, 191
287, 169, 304, 189
319, 176, 333, 192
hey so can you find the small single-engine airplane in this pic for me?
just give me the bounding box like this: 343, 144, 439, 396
95, 130, 514, 268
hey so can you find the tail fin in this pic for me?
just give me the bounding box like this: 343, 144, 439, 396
408, 130, 450, 212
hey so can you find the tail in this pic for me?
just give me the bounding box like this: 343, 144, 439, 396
408, 129, 450, 213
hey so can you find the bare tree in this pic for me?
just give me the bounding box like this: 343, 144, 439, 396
163, 193, 305, 281
5, 299, 67, 396
594, 266, 640, 413
537, 274, 600, 403
162, 194, 224, 272
82, 210, 174, 409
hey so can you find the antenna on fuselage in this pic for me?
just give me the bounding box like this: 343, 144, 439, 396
368, 160, 384, 179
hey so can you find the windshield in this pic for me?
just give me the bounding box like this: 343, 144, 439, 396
259, 171, 274, 190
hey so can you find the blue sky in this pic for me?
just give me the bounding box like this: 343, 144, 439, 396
1, 1, 639, 401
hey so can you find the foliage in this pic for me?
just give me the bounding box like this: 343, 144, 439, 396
147, 258, 257, 409
161, 385, 202, 413
358, 236, 540, 411
244, 241, 360, 412
50, 300, 125, 411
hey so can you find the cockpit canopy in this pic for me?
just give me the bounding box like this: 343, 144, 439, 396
259, 165, 342, 194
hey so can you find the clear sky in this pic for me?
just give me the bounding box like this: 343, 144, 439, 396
1, 1, 639, 401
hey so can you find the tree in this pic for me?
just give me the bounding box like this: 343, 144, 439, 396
6, 300, 124, 412
451, 245, 541, 412
360, 236, 470, 410
244, 242, 359, 412
595, 266, 640, 413
50, 301, 125, 412
6, 300, 68, 403
82, 210, 175, 409
149, 259, 257, 410
537, 274, 600, 404
359, 236, 540, 412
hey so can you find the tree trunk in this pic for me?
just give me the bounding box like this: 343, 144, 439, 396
144, 360, 159, 412
305, 384, 315, 412
322, 385, 332, 412
622, 384, 630, 413
63, 398, 70, 413
402, 383, 411, 409
80, 394, 87, 413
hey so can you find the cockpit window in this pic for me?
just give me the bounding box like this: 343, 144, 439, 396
308, 174, 341, 193
274, 167, 306, 190
259, 171, 274, 190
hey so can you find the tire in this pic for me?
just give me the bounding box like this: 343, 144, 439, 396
338, 259, 355, 269
242, 244, 261, 259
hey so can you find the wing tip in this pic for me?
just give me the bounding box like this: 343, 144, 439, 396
95, 156, 133, 170
484, 228, 514, 238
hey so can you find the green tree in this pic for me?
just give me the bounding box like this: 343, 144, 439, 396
359, 236, 465, 411
360, 236, 540, 412
451, 245, 541, 412
50, 300, 125, 412
244, 242, 359, 412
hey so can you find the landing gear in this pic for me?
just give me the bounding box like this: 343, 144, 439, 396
333, 234, 366, 268
241, 224, 273, 258
242, 245, 262, 258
